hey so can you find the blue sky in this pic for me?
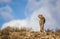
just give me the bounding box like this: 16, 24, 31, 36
9, 0, 28, 19
0, 0, 28, 27
0, 0, 60, 31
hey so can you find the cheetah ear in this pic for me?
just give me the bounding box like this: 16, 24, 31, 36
38, 14, 42, 17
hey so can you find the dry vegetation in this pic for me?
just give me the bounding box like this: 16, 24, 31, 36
0, 26, 60, 39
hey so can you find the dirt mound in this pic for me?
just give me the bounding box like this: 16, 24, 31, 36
0, 26, 60, 39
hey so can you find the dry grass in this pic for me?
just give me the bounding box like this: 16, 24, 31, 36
0, 26, 60, 39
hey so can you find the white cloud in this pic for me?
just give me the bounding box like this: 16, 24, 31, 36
55, 0, 60, 20
0, 0, 11, 3
24, 0, 50, 17
24, 0, 60, 31
28, 7, 59, 31
0, 5, 14, 20
1, 19, 28, 29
